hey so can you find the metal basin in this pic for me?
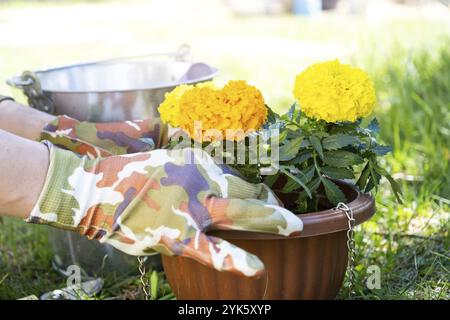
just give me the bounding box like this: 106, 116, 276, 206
8, 45, 218, 122
7, 46, 218, 276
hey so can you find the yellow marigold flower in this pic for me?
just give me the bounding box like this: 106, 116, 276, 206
158, 80, 267, 141
293, 60, 376, 122
158, 82, 218, 128
222, 80, 267, 130
158, 84, 194, 127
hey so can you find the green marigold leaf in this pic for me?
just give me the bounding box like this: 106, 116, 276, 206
279, 136, 303, 161
278, 129, 289, 143
367, 118, 380, 134
287, 103, 295, 119
286, 103, 301, 122
282, 165, 315, 193
322, 178, 347, 205
385, 174, 403, 204
323, 150, 364, 167
310, 135, 324, 159
290, 150, 312, 164
320, 166, 355, 179
263, 173, 279, 188
356, 163, 370, 191
365, 170, 381, 192
266, 105, 279, 124
371, 161, 403, 203
322, 134, 359, 150
279, 166, 312, 198
372, 145, 393, 156
298, 177, 321, 200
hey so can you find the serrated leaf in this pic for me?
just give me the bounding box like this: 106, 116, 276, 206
371, 161, 388, 176
365, 170, 381, 192
323, 150, 364, 167
263, 173, 279, 188
282, 179, 298, 193
282, 165, 315, 193
281, 104, 301, 124
298, 177, 321, 200
266, 106, 279, 124
371, 162, 403, 203
266, 119, 285, 131
279, 166, 312, 198
322, 134, 359, 150
290, 150, 312, 164
320, 166, 355, 179
301, 139, 311, 148
322, 178, 347, 205
278, 129, 288, 143
285, 128, 302, 139
310, 135, 324, 159
367, 118, 380, 134
385, 174, 403, 204
294, 107, 301, 122
356, 163, 370, 191
279, 136, 303, 161
286, 103, 296, 121
372, 145, 392, 156
314, 131, 330, 139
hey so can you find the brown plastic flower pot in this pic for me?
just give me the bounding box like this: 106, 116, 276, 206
162, 180, 375, 300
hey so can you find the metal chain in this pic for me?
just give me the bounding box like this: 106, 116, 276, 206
336, 202, 356, 298
137, 256, 151, 300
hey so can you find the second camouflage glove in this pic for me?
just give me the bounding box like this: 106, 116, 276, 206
27, 141, 303, 277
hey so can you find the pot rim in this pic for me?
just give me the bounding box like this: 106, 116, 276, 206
208, 180, 375, 240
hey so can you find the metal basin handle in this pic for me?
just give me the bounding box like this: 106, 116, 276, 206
6, 70, 55, 113
96, 44, 192, 64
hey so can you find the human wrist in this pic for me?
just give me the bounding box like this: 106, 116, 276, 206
0, 98, 55, 140
0, 130, 50, 219
0, 95, 16, 123
0, 98, 16, 123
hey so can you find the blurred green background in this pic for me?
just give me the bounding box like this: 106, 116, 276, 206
0, 0, 449, 299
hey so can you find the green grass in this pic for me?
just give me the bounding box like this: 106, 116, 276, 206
0, 0, 449, 300
0, 217, 174, 300
339, 41, 450, 299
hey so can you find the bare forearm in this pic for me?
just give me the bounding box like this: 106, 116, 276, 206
0, 100, 55, 140
0, 129, 49, 218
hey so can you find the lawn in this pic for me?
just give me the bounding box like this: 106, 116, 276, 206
0, 0, 448, 300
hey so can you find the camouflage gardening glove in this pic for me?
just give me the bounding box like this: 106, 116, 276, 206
27, 142, 303, 277
41, 115, 168, 157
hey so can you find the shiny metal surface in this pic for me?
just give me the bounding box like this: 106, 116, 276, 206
8, 46, 218, 122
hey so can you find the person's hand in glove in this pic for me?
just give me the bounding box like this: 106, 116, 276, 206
27, 142, 302, 277
40, 114, 168, 157
0, 99, 198, 166
0, 100, 167, 155
0, 99, 303, 277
